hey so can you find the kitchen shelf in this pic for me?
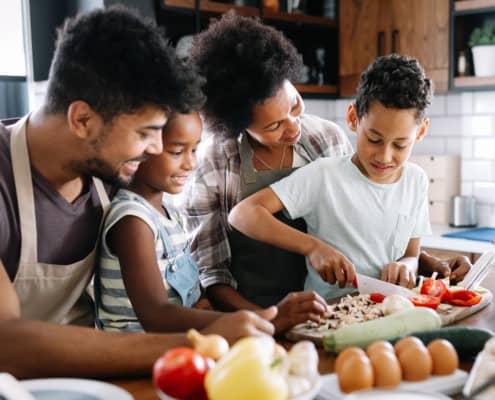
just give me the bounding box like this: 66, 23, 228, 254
163, 0, 258, 16
453, 75, 495, 87
262, 10, 336, 27
295, 84, 338, 95
455, 0, 495, 13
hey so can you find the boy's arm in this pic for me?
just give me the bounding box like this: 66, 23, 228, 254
419, 250, 471, 284
381, 238, 420, 288
228, 187, 355, 287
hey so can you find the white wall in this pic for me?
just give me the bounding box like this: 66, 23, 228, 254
304, 91, 495, 226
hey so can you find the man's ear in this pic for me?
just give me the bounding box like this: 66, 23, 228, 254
346, 103, 359, 132
415, 118, 429, 143
66, 101, 101, 140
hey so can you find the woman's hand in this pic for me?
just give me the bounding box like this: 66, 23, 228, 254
307, 240, 356, 288
201, 307, 277, 344
272, 291, 328, 333
381, 262, 416, 288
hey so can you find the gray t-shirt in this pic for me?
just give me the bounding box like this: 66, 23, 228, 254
0, 122, 108, 280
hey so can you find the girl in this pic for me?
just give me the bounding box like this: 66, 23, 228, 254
95, 112, 275, 339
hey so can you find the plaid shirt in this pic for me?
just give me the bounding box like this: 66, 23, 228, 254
179, 114, 354, 289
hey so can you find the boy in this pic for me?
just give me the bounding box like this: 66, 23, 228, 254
229, 54, 432, 299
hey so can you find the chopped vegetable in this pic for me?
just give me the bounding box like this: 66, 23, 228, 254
323, 307, 441, 353
370, 293, 385, 303
382, 294, 414, 316
410, 294, 441, 310
420, 278, 449, 301
448, 289, 482, 307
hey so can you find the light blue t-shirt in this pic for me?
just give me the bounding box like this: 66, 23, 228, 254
271, 155, 431, 299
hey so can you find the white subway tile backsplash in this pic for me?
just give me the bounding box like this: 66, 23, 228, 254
462, 115, 494, 137
446, 92, 473, 115
335, 99, 351, 118
461, 181, 473, 196
473, 182, 495, 204
462, 160, 493, 181
428, 116, 463, 136
478, 204, 495, 227
429, 94, 446, 116
445, 138, 473, 157
304, 99, 329, 119
413, 137, 446, 154
473, 91, 495, 114
474, 138, 495, 159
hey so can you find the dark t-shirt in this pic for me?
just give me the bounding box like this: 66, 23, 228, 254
0, 122, 107, 281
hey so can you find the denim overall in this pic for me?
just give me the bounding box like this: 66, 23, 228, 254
228, 133, 308, 307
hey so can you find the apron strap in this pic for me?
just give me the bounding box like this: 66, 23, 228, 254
10, 116, 38, 264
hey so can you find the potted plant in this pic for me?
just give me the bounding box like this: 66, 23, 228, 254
469, 26, 495, 77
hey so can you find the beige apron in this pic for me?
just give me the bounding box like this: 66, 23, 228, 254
10, 116, 110, 325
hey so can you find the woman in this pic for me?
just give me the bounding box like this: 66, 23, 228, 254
180, 13, 353, 332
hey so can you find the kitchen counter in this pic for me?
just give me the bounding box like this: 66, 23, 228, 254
422, 224, 495, 255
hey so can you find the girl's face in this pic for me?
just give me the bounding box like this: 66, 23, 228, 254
246, 80, 304, 148
135, 112, 202, 194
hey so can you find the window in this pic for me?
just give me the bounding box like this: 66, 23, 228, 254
0, 0, 26, 77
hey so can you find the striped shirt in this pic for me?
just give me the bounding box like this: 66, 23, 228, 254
96, 189, 189, 332
178, 114, 353, 290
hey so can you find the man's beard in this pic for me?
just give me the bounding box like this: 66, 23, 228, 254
70, 158, 132, 188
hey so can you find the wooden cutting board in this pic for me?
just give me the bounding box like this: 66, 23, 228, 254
286, 288, 493, 346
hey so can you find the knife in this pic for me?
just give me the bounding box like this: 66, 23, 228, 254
355, 273, 417, 298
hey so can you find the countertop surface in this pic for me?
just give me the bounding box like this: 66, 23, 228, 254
422, 224, 495, 254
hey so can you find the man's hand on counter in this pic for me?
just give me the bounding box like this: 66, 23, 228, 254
419, 250, 472, 284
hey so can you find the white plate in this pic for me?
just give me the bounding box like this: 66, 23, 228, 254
316, 369, 468, 400
21, 378, 133, 400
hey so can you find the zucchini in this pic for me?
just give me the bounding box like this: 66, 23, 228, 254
389, 326, 494, 360
323, 307, 441, 353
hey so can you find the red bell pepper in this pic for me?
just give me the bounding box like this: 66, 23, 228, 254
448, 289, 482, 307
410, 294, 441, 310
420, 278, 450, 301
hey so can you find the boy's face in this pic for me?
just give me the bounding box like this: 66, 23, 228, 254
137, 112, 202, 195
346, 101, 429, 184
73, 105, 167, 187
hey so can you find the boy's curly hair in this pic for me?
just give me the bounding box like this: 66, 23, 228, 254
45, 6, 205, 122
190, 12, 302, 137
355, 54, 432, 122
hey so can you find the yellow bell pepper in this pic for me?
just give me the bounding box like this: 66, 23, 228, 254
205, 336, 289, 400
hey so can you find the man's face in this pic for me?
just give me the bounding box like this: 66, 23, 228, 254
75, 107, 167, 187
347, 101, 428, 184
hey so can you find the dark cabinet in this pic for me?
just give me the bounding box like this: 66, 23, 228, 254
339, 0, 449, 97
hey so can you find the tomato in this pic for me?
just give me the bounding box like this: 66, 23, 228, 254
370, 293, 386, 303
420, 278, 449, 301
410, 294, 441, 310
448, 290, 482, 307
153, 347, 209, 399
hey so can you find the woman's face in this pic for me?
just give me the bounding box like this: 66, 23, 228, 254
246, 80, 304, 148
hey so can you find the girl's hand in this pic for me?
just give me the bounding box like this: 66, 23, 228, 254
272, 291, 328, 333
307, 240, 355, 288
202, 307, 277, 344
381, 262, 416, 288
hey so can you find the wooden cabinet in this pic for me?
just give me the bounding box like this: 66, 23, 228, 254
158, 0, 339, 97
339, 0, 449, 97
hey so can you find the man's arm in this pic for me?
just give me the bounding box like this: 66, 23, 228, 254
0, 261, 20, 320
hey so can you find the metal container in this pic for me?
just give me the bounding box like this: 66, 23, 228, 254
449, 195, 477, 228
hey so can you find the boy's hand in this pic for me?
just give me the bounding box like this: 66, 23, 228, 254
272, 291, 328, 333
307, 240, 356, 288
381, 262, 416, 288
419, 251, 472, 284
201, 307, 276, 344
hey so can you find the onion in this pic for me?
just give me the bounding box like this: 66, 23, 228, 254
186, 329, 229, 361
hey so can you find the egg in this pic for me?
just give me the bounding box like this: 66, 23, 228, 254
398, 344, 433, 381
337, 354, 374, 393
366, 341, 394, 357
427, 339, 459, 375
393, 336, 424, 355
368, 350, 402, 388
335, 347, 367, 374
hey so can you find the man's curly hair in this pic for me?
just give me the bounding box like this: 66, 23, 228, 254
355, 54, 432, 122
190, 12, 303, 137
45, 6, 205, 122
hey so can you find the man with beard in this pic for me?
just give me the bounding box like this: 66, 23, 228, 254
0, 6, 276, 378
